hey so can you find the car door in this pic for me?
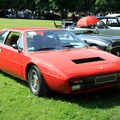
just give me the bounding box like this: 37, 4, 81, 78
0, 31, 24, 79
0, 30, 9, 69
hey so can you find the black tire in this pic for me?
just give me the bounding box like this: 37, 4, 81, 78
28, 65, 49, 97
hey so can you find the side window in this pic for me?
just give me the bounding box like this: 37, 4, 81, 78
0, 31, 9, 43
5, 31, 20, 46
17, 37, 23, 51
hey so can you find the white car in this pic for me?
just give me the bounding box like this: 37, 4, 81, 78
97, 16, 120, 29
106, 13, 120, 17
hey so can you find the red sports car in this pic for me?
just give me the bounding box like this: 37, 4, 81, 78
0, 27, 120, 97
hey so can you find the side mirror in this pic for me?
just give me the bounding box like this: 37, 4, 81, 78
12, 44, 18, 49
12, 44, 23, 52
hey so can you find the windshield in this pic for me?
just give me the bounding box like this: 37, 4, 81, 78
26, 30, 87, 52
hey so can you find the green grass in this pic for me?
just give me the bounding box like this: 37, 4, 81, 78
0, 18, 120, 120
0, 18, 60, 29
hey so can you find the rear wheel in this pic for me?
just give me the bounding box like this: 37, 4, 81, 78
28, 65, 49, 97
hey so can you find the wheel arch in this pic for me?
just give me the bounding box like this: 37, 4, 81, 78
26, 63, 37, 81
27, 63, 50, 96
90, 43, 100, 47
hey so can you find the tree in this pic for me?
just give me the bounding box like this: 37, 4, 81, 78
1, 0, 120, 19
108, 0, 120, 12
95, 0, 108, 12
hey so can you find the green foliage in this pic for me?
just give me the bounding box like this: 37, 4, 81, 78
35, 0, 50, 11
95, 0, 108, 12
95, 0, 107, 5
109, 0, 120, 12
1, 0, 120, 18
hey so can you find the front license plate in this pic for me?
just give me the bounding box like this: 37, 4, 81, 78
95, 73, 117, 85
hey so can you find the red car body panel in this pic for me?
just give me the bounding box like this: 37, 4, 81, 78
0, 27, 120, 94
26, 48, 120, 92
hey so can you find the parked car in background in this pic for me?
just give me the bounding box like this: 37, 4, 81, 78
97, 16, 120, 29
0, 28, 120, 96
55, 19, 120, 36
54, 19, 75, 28
106, 13, 120, 17
75, 30, 120, 57
66, 21, 120, 36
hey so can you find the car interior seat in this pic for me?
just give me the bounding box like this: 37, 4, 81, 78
6, 34, 19, 46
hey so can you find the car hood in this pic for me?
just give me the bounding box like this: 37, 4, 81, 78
77, 34, 120, 42
30, 48, 120, 78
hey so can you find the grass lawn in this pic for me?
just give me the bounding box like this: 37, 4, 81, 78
0, 18, 120, 120
0, 18, 60, 29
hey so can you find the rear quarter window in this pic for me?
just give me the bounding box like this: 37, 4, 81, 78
0, 31, 9, 43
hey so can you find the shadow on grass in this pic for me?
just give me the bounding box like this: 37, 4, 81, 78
1, 72, 120, 109
1, 72, 28, 87
48, 87, 120, 109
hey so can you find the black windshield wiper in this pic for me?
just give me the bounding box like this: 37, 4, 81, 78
35, 47, 56, 51
61, 44, 78, 48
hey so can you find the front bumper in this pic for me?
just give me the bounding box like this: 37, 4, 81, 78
110, 46, 120, 57
69, 72, 120, 92
106, 41, 120, 57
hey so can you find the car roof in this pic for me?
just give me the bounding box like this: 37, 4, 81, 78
106, 14, 120, 17
97, 16, 118, 19
3, 27, 60, 32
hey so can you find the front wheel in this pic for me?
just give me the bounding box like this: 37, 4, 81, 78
28, 65, 49, 97
110, 46, 120, 57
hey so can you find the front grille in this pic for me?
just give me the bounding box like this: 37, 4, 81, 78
112, 41, 120, 47
110, 46, 120, 56
95, 73, 117, 84
69, 73, 120, 90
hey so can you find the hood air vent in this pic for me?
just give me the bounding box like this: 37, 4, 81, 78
72, 57, 104, 64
